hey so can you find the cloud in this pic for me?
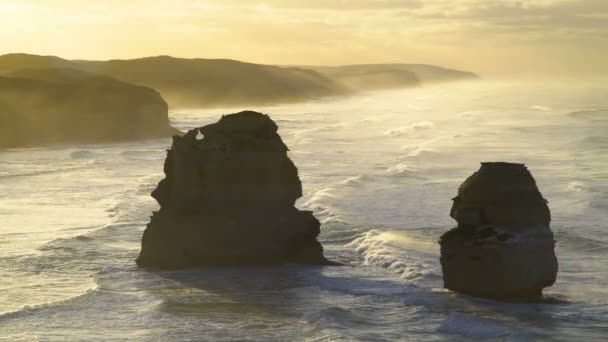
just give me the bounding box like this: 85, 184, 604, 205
221, 0, 423, 10
0, 0, 606, 76
407, 0, 608, 33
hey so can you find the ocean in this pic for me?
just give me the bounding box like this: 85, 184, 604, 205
1, 80, 607, 341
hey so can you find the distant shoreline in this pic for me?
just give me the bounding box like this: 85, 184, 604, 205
0, 53, 478, 148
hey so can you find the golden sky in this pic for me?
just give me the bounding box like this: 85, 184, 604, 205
1, 0, 607, 77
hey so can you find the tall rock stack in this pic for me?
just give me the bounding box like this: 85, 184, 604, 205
137, 111, 335, 269
439, 162, 558, 301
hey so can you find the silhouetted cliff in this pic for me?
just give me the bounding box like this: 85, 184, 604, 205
0, 67, 175, 147
307, 64, 478, 90
0, 53, 76, 74
76, 56, 348, 108
0, 54, 479, 113
310, 66, 421, 91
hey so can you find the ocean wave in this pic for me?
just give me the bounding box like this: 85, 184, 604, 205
339, 175, 370, 187
0, 160, 97, 179
301, 188, 348, 224
384, 121, 435, 137
531, 105, 551, 111
293, 137, 313, 144
302, 306, 369, 331
70, 150, 97, 159
302, 267, 412, 297
458, 110, 490, 119
399, 136, 446, 158
38, 235, 95, 252
290, 123, 346, 137
401, 146, 426, 157
105, 174, 161, 224
274, 118, 314, 125
321, 217, 351, 225
33, 222, 141, 268
0, 287, 100, 321
568, 181, 589, 192
437, 313, 512, 338
320, 226, 364, 244
134, 174, 163, 195
302, 188, 338, 210
120, 150, 165, 162
346, 230, 438, 282
568, 108, 608, 121
385, 162, 413, 175
555, 231, 608, 254
384, 162, 422, 178
581, 135, 608, 148
105, 199, 123, 218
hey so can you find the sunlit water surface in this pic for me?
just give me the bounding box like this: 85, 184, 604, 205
1, 81, 607, 341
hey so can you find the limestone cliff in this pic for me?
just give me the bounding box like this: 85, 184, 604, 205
76, 56, 347, 108
439, 162, 558, 301
0, 67, 176, 148
137, 111, 335, 268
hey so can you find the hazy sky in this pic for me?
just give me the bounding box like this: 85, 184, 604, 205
0, 0, 606, 77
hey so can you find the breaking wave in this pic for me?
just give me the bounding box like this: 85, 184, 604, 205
568, 108, 608, 121
346, 230, 438, 282
568, 181, 589, 192
339, 175, 370, 187
0, 287, 100, 321
384, 121, 435, 136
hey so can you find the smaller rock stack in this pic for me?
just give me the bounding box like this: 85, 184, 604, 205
439, 162, 558, 301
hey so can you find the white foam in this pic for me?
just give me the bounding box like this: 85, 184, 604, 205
531, 105, 551, 111
301, 188, 347, 225
568, 181, 589, 192
339, 175, 369, 187
385, 162, 418, 177
346, 230, 437, 282
384, 121, 435, 136
302, 188, 339, 215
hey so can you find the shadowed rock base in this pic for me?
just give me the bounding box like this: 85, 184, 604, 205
439, 162, 558, 301
137, 111, 336, 269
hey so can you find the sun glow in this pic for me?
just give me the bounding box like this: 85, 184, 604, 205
0, 0, 606, 77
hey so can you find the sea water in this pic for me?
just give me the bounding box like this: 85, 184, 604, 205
0, 80, 607, 341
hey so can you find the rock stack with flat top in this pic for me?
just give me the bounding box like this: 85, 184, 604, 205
137, 111, 335, 269
439, 162, 558, 301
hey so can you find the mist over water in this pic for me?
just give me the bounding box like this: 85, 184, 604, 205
1, 80, 607, 340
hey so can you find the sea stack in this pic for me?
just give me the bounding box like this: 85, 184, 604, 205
137, 111, 335, 269
439, 162, 558, 301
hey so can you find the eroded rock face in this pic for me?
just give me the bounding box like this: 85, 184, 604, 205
439, 162, 558, 301
0, 68, 176, 148
137, 111, 335, 269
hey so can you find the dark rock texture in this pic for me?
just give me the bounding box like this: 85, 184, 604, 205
137, 111, 335, 269
439, 162, 558, 301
